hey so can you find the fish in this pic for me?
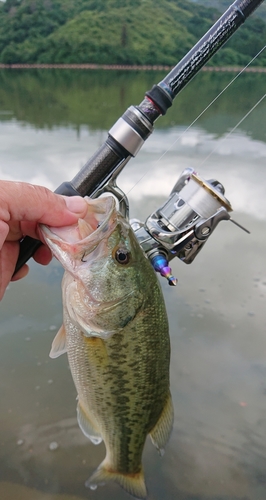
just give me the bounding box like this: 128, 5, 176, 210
40, 195, 173, 499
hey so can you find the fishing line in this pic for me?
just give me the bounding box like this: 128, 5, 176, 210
155, 44, 266, 163
124, 44, 266, 198
197, 92, 266, 169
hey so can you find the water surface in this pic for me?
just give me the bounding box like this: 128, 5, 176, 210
0, 69, 266, 500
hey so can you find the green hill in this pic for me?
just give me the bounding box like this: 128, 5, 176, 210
188, 0, 266, 22
0, 0, 265, 66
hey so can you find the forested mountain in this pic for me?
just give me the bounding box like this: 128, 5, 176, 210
0, 0, 265, 66
189, 0, 266, 21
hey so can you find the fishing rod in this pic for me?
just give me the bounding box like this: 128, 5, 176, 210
15, 0, 264, 281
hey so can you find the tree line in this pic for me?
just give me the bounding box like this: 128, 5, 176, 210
0, 0, 265, 66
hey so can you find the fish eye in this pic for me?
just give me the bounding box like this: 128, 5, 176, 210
114, 247, 131, 265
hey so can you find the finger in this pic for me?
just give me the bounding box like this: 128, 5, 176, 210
0, 182, 88, 234
0, 242, 19, 300
0, 220, 10, 250
33, 244, 53, 266
11, 264, 29, 282
19, 220, 48, 243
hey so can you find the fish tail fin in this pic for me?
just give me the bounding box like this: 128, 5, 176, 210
85, 460, 147, 499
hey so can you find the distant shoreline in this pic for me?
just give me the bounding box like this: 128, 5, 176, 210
0, 64, 265, 72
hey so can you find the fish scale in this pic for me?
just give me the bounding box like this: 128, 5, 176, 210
41, 196, 173, 499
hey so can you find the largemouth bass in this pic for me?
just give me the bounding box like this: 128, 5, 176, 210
41, 196, 173, 499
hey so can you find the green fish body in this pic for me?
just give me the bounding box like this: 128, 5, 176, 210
41, 196, 173, 499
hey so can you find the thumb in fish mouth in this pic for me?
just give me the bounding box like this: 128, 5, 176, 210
40, 195, 116, 246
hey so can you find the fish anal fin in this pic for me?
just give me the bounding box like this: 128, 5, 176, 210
49, 325, 67, 359
149, 392, 174, 456
77, 401, 102, 445
85, 460, 147, 499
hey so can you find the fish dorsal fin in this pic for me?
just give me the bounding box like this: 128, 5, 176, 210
86, 460, 147, 499
149, 393, 174, 456
49, 325, 67, 358
77, 401, 102, 445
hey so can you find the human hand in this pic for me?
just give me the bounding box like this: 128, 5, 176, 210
0, 181, 88, 300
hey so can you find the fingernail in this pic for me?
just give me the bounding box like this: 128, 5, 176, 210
64, 196, 87, 214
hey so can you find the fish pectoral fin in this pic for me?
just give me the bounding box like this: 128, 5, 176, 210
49, 325, 67, 358
83, 327, 116, 340
85, 460, 147, 500
149, 392, 174, 456
77, 401, 102, 445
77, 314, 116, 340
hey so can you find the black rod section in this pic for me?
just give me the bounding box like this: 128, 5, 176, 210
162, 0, 264, 96
14, 0, 265, 275
144, 0, 265, 120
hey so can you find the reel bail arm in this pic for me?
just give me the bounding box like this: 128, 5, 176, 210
129, 168, 249, 285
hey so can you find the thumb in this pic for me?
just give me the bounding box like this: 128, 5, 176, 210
0, 181, 88, 226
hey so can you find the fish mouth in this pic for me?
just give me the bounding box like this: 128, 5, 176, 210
40, 196, 117, 261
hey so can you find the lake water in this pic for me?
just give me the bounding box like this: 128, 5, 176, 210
0, 68, 266, 500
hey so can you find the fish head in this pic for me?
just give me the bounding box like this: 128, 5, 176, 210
40, 196, 148, 332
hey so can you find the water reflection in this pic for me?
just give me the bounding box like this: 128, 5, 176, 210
0, 69, 265, 141
0, 70, 266, 499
